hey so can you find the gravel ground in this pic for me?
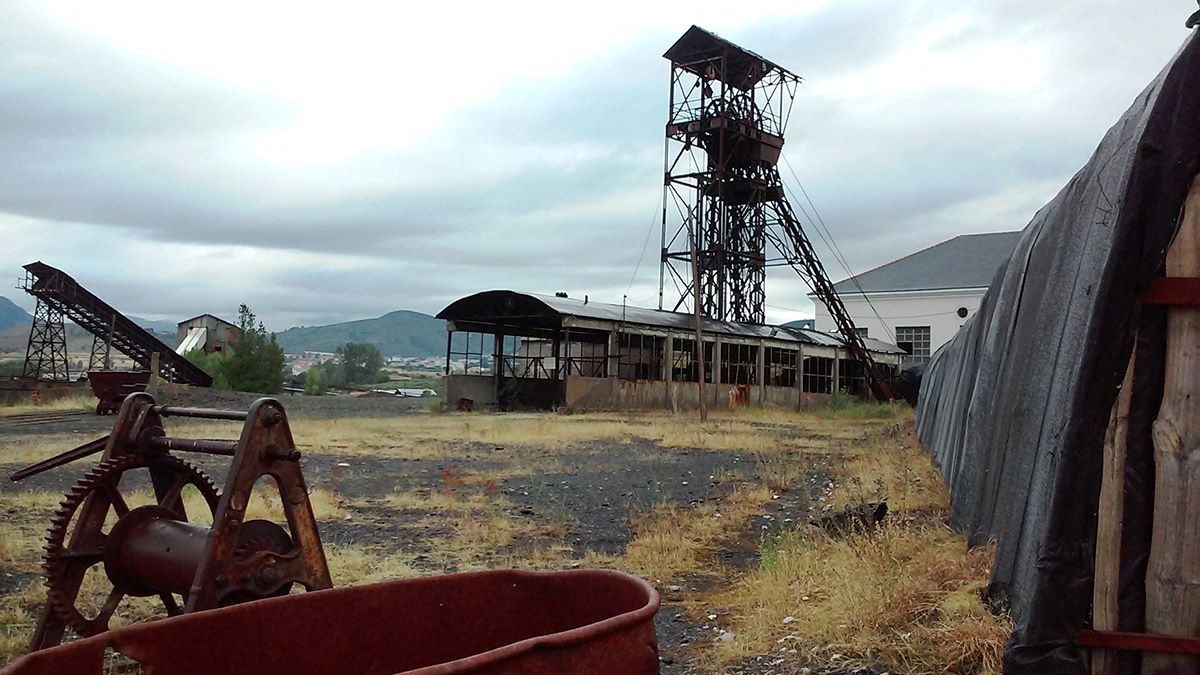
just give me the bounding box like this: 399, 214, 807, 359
1, 400, 878, 674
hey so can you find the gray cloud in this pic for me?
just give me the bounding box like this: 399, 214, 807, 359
1, 1, 1195, 329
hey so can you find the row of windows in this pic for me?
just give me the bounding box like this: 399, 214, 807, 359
449, 330, 899, 391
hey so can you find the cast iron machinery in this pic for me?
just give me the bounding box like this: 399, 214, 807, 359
10, 393, 332, 650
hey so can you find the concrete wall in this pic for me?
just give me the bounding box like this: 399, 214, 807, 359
565, 376, 830, 412
443, 375, 497, 408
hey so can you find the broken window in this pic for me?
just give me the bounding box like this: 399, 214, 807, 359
720, 342, 758, 384
447, 332, 493, 375
671, 337, 714, 383
894, 326, 931, 366
801, 356, 834, 394
764, 347, 797, 387
618, 333, 664, 381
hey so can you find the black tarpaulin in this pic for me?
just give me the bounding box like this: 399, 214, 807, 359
915, 30, 1200, 674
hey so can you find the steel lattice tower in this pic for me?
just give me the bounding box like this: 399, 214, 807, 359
22, 298, 70, 381
658, 26, 800, 325
657, 26, 893, 399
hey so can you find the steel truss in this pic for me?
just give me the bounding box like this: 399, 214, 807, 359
658, 27, 892, 399
22, 298, 70, 381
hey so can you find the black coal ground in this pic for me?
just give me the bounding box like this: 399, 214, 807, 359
2, 397, 883, 674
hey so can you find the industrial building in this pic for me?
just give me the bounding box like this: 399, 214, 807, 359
811, 232, 1021, 365
437, 291, 904, 411
175, 314, 239, 355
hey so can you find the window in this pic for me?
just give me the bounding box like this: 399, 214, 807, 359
448, 332, 493, 375
618, 333, 663, 380
764, 347, 798, 387
854, 327, 869, 338
720, 342, 758, 384
510, 337, 554, 379
801, 356, 834, 393
564, 339, 606, 377
894, 326, 931, 366
671, 338, 714, 383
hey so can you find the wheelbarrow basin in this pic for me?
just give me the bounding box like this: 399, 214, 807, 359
1, 568, 661, 674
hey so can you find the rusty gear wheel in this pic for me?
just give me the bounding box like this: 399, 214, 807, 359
42, 454, 219, 638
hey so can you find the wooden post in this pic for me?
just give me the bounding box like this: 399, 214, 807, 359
689, 236, 708, 422
1144, 177, 1200, 675
146, 351, 161, 397
1092, 351, 1136, 675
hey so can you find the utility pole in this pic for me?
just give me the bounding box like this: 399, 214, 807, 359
689, 235, 708, 422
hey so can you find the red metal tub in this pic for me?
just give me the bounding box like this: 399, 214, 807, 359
87, 370, 150, 415
1, 568, 660, 674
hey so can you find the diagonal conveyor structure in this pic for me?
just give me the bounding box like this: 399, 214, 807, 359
20, 261, 213, 386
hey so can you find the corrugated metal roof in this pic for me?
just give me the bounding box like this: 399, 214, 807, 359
662, 25, 797, 90
828, 232, 1022, 294
437, 290, 904, 354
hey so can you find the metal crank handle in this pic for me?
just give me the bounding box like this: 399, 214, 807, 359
10, 435, 109, 482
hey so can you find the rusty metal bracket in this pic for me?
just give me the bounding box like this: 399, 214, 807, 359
1141, 276, 1200, 306
1079, 629, 1200, 654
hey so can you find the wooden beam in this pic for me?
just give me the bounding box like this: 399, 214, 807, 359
1145, 176, 1200, 675
1092, 350, 1135, 675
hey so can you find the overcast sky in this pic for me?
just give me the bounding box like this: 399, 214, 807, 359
1, 1, 1195, 330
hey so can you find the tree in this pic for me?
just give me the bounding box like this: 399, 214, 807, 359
183, 348, 231, 390
303, 365, 325, 396
220, 305, 285, 393
334, 342, 387, 385
185, 305, 285, 393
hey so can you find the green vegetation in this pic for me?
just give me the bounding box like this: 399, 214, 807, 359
303, 366, 325, 396
184, 305, 285, 393
335, 342, 387, 384
308, 342, 389, 389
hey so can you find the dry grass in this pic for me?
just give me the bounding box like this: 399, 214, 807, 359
608, 482, 773, 583
829, 422, 948, 513
705, 417, 1009, 674
0, 491, 63, 573
0, 395, 95, 416
0, 433, 107, 466
0, 580, 44, 664
325, 544, 421, 587
712, 525, 1006, 673
0, 404, 1002, 672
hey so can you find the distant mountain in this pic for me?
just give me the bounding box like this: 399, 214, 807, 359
275, 310, 445, 357
128, 315, 179, 335
0, 296, 33, 332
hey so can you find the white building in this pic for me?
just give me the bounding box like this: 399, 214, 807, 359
810, 232, 1020, 366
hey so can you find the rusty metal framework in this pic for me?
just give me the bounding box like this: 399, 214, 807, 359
11, 394, 332, 650
659, 26, 799, 325
21, 298, 71, 381
19, 261, 212, 386
658, 26, 892, 399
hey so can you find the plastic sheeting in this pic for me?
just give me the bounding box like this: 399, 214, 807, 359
915, 31, 1200, 674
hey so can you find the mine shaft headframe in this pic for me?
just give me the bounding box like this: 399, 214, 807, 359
659, 26, 803, 325
16, 393, 333, 650
663, 25, 801, 137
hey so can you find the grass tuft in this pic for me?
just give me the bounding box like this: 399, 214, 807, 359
705, 416, 1008, 674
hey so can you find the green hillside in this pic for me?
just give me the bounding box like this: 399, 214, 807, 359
275, 310, 445, 357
